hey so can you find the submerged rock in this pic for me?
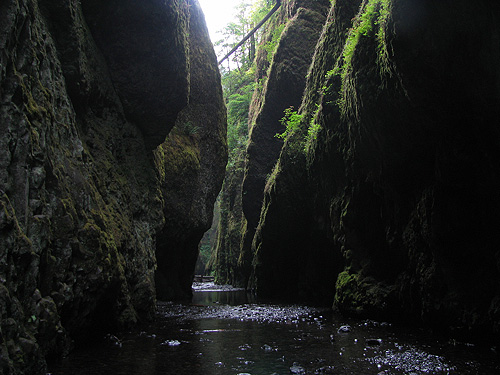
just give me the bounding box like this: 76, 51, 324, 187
315, 366, 336, 374
262, 343, 274, 352
366, 338, 383, 347
161, 340, 182, 347
103, 334, 122, 348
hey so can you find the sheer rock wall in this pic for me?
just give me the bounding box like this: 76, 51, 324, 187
0, 0, 226, 373
252, 0, 500, 341
154, 0, 227, 300
239, 0, 331, 285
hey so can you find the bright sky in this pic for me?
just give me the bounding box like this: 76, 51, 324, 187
197, 0, 238, 43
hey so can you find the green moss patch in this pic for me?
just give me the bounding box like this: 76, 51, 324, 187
327, 0, 393, 119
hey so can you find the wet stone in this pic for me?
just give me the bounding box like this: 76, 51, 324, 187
367, 347, 456, 373
103, 334, 122, 348
315, 365, 336, 374
290, 362, 306, 374
161, 340, 181, 346
261, 344, 273, 352
337, 325, 351, 333
49, 285, 500, 374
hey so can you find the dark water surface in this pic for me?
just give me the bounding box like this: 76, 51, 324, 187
49, 284, 500, 374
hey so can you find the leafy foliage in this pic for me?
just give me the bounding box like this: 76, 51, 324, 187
264, 23, 285, 63
305, 106, 322, 153
275, 106, 323, 155
207, 0, 284, 285
275, 107, 303, 140
327, 0, 393, 119
217, 0, 282, 165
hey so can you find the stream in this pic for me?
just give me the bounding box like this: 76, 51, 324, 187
49, 283, 500, 374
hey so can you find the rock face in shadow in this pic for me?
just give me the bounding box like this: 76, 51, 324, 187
154, 0, 227, 301
210, 151, 247, 286
239, 0, 331, 285
0, 0, 225, 373
80, 0, 191, 150
252, 0, 500, 340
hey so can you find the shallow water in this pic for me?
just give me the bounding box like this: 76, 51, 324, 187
49, 284, 500, 374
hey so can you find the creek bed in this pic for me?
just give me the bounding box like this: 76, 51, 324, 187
49, 284, 500, 374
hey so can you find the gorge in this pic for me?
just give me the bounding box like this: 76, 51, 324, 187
1, 0, 500, 374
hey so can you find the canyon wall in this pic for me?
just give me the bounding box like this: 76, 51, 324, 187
0, 0, 226, 373
251, 0, 500, 341
154, 1, 227, 300
211, 0, 331, 286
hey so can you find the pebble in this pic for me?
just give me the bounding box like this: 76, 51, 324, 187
290, 363, 306, 374
103, 334, 122, 348
337, 325, 351, 333
315, 365, 335, 374
161, 340, 181, 346
262, 344, 273, 352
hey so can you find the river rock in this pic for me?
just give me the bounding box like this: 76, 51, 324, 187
315, 365, 336, 374
366, 338, 383, 347
290, 362, 306, 374
262, 343, 274, 352
337, 325, 352, 333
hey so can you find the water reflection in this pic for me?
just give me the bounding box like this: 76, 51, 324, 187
48, 285, 500, 375
191, 289, 255, 306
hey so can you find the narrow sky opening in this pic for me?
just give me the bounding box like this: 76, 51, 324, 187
197, 0, 237, 44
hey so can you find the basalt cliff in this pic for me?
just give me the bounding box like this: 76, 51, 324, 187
0, 0, 226, 373
252, 0, 500, 341
212, 0, 500, 343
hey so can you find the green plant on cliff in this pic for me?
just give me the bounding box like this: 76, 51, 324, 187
178, 121, 200, 136
210, 0, 280, 285
328, 0, 393, 119
264, 23, 285, 63
218, 0, 280, 165
275, 105, 323, 155
304, 105, 322, 153
275, 106, 303, 140
223, 68, 253, 168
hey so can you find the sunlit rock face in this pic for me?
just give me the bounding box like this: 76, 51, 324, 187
252, 0, 500, 340
0, 0, 225, 372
